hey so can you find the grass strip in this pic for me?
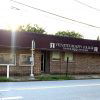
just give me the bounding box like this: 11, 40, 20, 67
35, 74, 73, 81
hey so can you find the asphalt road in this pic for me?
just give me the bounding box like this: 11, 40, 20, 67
0, 79, 100, 100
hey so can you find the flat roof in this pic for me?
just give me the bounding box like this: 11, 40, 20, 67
0, 30, 100, 54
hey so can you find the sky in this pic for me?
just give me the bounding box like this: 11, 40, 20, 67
0, 0, 100, 40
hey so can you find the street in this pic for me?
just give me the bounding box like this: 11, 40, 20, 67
0, 79, 100, 100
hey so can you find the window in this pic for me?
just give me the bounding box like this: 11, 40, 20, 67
0, 53, 16, 65
52, 51, 60, 60
19, 54, 31, 66
64, 52, 73, 62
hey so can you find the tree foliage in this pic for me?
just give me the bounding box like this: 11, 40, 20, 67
97, 36, 100, 40
17, 24, 46, 34
55, 30, 83, 38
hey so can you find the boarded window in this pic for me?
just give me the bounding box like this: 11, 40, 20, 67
0, 53, 16, 65
52, 51, 60, 60
19, 54, 31, 66
64, 52, 73, 61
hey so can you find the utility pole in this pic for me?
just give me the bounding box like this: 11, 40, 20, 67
30, 40, 35, 78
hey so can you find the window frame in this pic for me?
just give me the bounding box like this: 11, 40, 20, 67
51, 51, 61, 61
0, 53, 16, 66
19, 54, 31, 66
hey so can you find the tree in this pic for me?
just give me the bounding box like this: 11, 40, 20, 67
16, 24, 46, 34
55, 30, 83, 38
97, 36, 100, 40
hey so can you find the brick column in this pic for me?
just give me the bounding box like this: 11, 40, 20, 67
34, 50, 41, 75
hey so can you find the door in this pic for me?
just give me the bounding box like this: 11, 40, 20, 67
41, 51, 50, 73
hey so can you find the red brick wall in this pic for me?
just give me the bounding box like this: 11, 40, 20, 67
0, 49, 41, 76
0, 48, 100, 75
74, 53, 100, 74
15, 49, 41, 75
34, 50, 41, 74
50, 52, 100, 74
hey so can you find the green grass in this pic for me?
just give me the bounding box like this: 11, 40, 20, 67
35, 74, 73, 81
0, 75, 73, 82
0, 77, 14, 82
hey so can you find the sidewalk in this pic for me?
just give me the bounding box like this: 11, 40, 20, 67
10, 76, 36, 81
9, 74, 100, 81
71, 74, 100, 80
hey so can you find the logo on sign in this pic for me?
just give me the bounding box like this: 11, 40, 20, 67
50, 43, 55, 48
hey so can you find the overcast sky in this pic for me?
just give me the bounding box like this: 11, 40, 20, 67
0, 0, 100, 40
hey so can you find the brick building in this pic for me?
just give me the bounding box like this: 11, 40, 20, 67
0, 30, 100, 75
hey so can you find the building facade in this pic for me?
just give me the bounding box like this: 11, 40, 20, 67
0, 30, 100, 75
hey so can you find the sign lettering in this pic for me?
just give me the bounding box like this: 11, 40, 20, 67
50, 43, 98, 52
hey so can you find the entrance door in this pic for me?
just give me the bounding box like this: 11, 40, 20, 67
41, 51, 50, 73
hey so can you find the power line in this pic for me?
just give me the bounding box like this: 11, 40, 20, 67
11, 6, 20, 10
73, 0, 100, 12
11, 0, 100, 29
